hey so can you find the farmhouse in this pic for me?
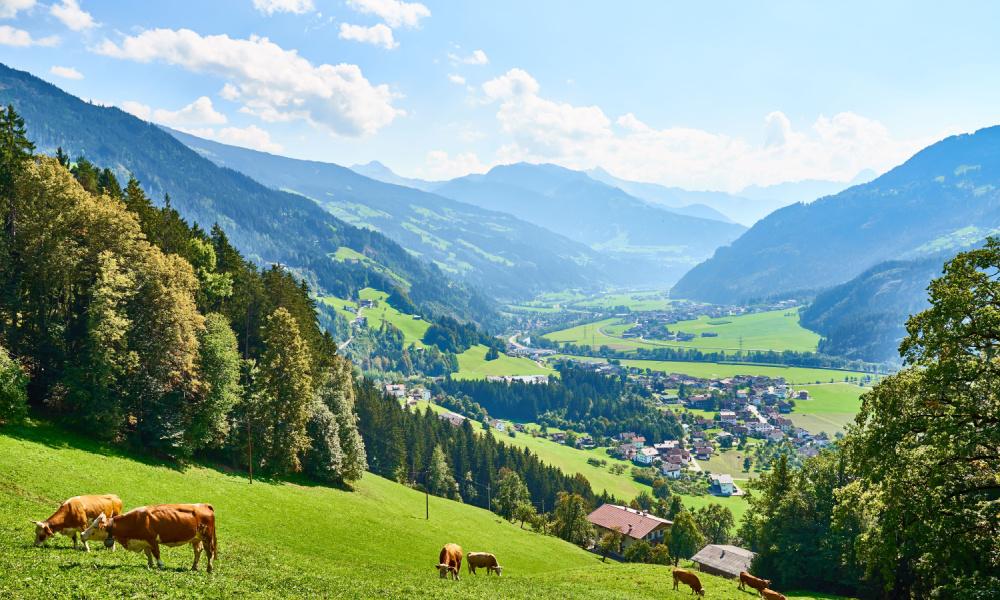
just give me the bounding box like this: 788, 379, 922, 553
633, 447, 659, 465
710, 474, 736, 496
661, 461, 683, 479
690, 544, 755, 578
586, 504, 672, 551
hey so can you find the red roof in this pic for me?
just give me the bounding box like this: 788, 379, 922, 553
586, 504, 672, 539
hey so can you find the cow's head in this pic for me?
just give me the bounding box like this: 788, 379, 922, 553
491, 565, 503, 577
80, 513, 111, 545
32, 521, 53, 546
435, 564, 458, 579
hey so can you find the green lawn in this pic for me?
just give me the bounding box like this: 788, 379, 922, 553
453, 345, 555, 381
544, 309, 820, 354
557, 356, 870, 385
568, 290, 673, 312
0, 423, 844, 599
787, 383, 867, 435
318, 287, 430, 347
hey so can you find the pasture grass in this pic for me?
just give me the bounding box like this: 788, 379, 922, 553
0, 422, 844, 599
544, 309, 821, 354
453, 345, 554, 381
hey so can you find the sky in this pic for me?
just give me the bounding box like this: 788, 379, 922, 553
2, 0, 1000, 191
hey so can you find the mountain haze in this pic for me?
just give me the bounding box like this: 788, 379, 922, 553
434, 163, 747, 286
171, 132, 618, 299
672, 126, 1000, 304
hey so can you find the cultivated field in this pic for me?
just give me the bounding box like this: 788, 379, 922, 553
787, 383, 867, 435
0, 423, 843, 599
559, 356, 871, 385
544, 308, 820, 354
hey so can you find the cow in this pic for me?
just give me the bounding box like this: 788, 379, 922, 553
32, 494, 123, 551
436, 543, 463, 580
759, 589, 787, 600
739, 571, 771, 593
466, 552, 502, 576
81, 503, 217, 572
672, 568, 706, 596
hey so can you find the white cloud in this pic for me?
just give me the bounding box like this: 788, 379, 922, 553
120, 96, 228, 128
448, 49, 488, 66
49, 65, 82, 79
95, 28, 402, 137
481, 68, 934, 191
338, 23, 397, 50
252, 0, 314, 14
419, 150, 488, 180
187, 125, 283, 153
50, 0, 95, 31
346, 0, 429, 28
0, 0, 35, 19
447, 73, 465, 85
0, 24, 57, 46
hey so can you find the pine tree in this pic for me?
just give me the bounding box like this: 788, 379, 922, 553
313, 356, 366, 483
258, 307, 314, 475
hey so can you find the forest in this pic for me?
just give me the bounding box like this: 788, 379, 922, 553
437, 362, 684, 442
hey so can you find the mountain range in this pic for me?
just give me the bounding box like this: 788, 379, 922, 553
170, 131, 620, 299
0, 62, 493, 326
431, 163, 748, 286
672, 126, 1000, 306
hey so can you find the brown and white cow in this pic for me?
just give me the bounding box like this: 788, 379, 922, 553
739, 571, 771, 593
672, 568, 706, 596
32, 494, 123, 551
436, 543, 463, 580
81, 503, 217, 572
466, 552, 502, 576
760, 589, 787, 600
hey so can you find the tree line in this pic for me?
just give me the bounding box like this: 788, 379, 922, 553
436, 362, 684, 442
739, 242, 999, 598
0, 105, 364, 484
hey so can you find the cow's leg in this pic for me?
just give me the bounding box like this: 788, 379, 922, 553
144, 548, 155, 569
71, 532, 78, 549
191, 540, 202, 571
150, 542, 164, 570
204, 534, 214, 574
83, 539, 91, 553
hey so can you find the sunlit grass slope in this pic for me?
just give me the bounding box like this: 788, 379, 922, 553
0, 423, 846, 599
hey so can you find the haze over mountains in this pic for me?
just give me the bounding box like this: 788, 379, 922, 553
171, 130, 621, 299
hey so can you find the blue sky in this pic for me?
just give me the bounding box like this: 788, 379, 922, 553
3, 0, 1000, 190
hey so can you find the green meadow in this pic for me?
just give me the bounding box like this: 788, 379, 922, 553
787, 383, 867, 435
0, 423, 844, 599
453, 345, 555, 381
544, 308, 820, 354
318, 287, 430, 347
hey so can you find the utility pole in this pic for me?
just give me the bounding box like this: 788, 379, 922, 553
487, 480, 492, 513
425, 487, 429, 520
247, 420, 253, 485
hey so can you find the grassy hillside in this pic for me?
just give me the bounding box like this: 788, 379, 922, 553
454, 345, 555, 381
544, 309, 820, 354
787, 383, 866, 435
0, 423, 843, 599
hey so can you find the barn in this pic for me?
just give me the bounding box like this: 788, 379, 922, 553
690, 544, 755, 578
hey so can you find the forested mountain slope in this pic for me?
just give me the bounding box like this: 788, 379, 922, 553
0, 63, 492, 325
673, 126, 1000, 304
170, 130, 619, 300
434, 163, 747, 287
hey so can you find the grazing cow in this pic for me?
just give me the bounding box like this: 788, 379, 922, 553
672, 568, 706, 596
81, 504, 217, 572
32, 494, 123, 551
466, 552, 502, 576
739, 571, 771, 593
436, 543, 463, 580
759, 589, 787, 600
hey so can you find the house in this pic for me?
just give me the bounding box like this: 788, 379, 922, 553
694, 444, 714, 460
796, 390, 810, 400
384, 383, 406, 399
778, 401, 792, 413
632, 436, 647, 449
719, 410, 737, 424
352, 315, 368, 327
577, 435, 596, 449
489, 419, 506, 432
710, 474, 735, 496
586, 504, 672, 551
358, 299, 374, 309
767, 430, 786, 443
438, 412, 467, 427
633, 447, 659, 466
690, 544, 755, 578
408, 387, 431, 401
661, 461, 683, 479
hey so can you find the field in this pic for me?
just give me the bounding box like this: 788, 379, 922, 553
0, 423, 845, 599
787, 383, 867, 435
319, 287, 430, 347
558, 355, 870, 385
453, 345, 555, 381
544, 309, 820, 354
567, 290, 673, 312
